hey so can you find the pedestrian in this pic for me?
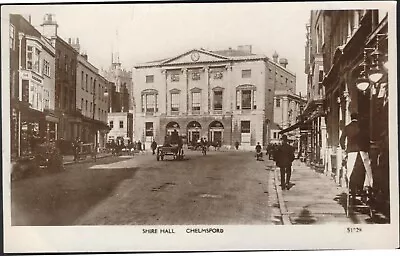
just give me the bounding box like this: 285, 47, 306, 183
235, 141, 239, 150
73, 137, 80, 162
274, 135, 295, 190
255, 142, 263, 161
151, 140, 157, 155
137, 140, 142, 152
340, 113, 373, 197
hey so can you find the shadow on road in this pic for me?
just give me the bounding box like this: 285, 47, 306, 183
11, 165, 138, 226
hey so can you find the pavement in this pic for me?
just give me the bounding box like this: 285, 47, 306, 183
271, 160, 390, 225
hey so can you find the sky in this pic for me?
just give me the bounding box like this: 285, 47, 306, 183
6, 2, 311, 94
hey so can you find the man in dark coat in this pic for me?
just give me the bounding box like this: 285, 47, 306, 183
151, 140, 157, 155
340, 113, 373, 191
274, 135, 295, 190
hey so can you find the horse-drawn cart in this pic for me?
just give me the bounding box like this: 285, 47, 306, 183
156, 144, 184, 161
156, 131, 184, 161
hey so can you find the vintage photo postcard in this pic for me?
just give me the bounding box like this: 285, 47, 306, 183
2, 0, 399, 253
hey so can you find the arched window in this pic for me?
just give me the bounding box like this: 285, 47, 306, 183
141, 89, 158, 113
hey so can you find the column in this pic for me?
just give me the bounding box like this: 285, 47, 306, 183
282, 97, 288, 129
321, 116, 328, 174
205, 67, 210, 114
182, 68, 188, 115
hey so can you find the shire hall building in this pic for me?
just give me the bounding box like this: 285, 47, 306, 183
133, 45, 296, 150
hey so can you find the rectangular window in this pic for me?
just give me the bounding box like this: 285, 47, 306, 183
171, 93, 179, 112
273, 132, 277, 139
253, 91, 257, 109
119, 120, 124, 128
241, 121, 251, 133
44, 89, 50, 110
85, 100, 88, 115
146, 75, 154, 83
213, 91, 222, 110
141, 95, 144, 112
241, 69, 251, 78
81, 71, 84, 89
9, 24, 15, 50
276, 99, 281, 107
81, 98, 84, 110
145, 122, 154, 137
98, 108, 100, 119
90, 102, 93, 114
109, 121, 113, 129
146, 94, 155, 113
85, 74, 88, 91
90, 77, 93, 94
43, 60, 51, 77
26, 46, 33, 70
65, 55, 68, 72
241, 90, 251, 109
192, 92, 201, 112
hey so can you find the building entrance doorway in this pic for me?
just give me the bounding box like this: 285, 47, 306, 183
187, 121, 202, 144
166, 121, 180, 136
209, 121, 224, 144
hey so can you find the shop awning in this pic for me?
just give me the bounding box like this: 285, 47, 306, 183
278, 122, 302, 134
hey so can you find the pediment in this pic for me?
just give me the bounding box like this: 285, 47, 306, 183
162, 49, 229, 66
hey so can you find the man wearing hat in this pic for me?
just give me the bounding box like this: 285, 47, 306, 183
340, 113, 373, 194
274, 135, 295, 190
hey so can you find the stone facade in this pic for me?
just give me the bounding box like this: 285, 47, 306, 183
133, 46, 296, 150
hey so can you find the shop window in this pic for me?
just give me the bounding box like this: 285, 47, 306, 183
241, 121, 251, 133
145, 122, 154, 137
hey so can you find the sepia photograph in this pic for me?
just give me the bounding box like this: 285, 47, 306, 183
1, 0, 399, 253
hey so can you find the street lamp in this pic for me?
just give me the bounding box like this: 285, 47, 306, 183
355, 34, 387, 92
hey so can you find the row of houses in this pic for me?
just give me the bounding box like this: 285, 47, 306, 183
281, 10, 390, 204
9, 14, 133, 159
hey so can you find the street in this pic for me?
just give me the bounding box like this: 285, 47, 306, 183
12, 150, 277, 225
